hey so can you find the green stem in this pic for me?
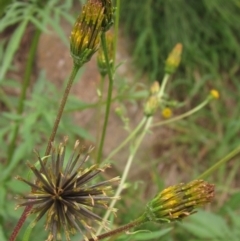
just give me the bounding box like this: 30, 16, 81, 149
90, 216, 145, 241
113, 0, 120, 65
104, 117, 147, 163
197, 145, 240, 179
97, 73, 170, 234
158, 74, 170, 98
97, 117, 152, 235
7, 29, 41, 164
151, 98, 211, 128
95, 75, 105, 161
96, 33, 114, 164
44, 64, 80, 156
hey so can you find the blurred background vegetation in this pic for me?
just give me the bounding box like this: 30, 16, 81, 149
0, 0, 240, 240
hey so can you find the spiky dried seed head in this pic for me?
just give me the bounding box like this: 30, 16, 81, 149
16, 139, 120, 241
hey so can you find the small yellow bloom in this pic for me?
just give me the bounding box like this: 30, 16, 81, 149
210, 89, 220, 99
162, 108, 172, 119
165, 43, 183, 74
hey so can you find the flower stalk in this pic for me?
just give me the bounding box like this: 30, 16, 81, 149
96, 33, 114, 164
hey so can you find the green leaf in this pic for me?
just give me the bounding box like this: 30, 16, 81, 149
179, 210, 232, 239
0, 185, 7, 217
0, 225, 7, 241
1, 141, 30, 182
0, 19, 28, 82
131, 227, 172, 240
1, 112, 23, 121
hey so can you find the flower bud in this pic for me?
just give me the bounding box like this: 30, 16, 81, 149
97, 32, 114, 76
150, 81, 160, 95
70, 0, 104, 66
165, 43, 183, 74
144, 180, 214, 223
144, 96, 159, 117
101, 0, 114, 31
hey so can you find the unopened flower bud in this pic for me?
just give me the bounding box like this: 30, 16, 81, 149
101, 0, 114, 31
144, 180, 214, 223
97, 32, 114, 76
165, 43, 183, 74
150, 81, 160, 95
144, 96, 159, 117
70, 0, 104, 66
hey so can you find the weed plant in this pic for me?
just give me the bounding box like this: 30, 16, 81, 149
0, 0, 240, 241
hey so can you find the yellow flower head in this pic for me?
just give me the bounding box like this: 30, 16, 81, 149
70, 0, 104, 66
162, 107, 172, 119
144, 180, 214, 223
210, 89, 220, 99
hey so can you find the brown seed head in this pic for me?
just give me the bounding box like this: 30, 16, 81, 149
16, 139, 120, 241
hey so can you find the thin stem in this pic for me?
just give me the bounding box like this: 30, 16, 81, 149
151, 98, 211, 128
10, 62, 80, 241
95, 75, 105, 160
158, 74, 170, 99
97, 73, 170, 234
104, 117, 147, 163
9, 204, 33, 241
113, 0, 120, 65
7, 29, 41, 164
96, 33, 114, 164
89, 216, 145, 241
97, 117, 152, 235
197, 144, 240, 179
44, 64, 80, 156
